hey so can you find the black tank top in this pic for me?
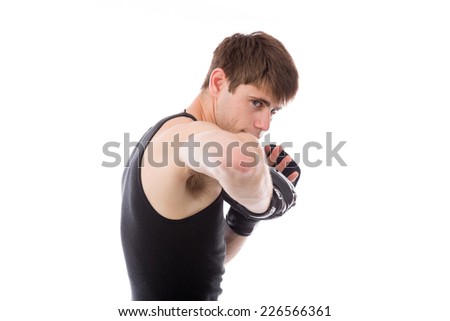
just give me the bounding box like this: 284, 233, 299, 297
121, 112, 226, 301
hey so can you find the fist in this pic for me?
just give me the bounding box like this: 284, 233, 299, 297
264, 144, 301, 187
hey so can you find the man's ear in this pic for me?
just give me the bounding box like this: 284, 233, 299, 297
209, 68, 227, 98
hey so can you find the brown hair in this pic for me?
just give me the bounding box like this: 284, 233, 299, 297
201, 32, 299, 105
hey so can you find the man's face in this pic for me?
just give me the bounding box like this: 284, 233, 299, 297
215, 82, 281, 139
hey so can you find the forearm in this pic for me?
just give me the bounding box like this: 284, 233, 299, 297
217, 132, 273, 213
224, 223, 248, 264
177, 125, 273, 213
223, 145, 300, 263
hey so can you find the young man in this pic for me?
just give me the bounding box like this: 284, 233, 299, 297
121, 32, 300, 300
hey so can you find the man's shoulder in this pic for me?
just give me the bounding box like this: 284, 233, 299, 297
152, 117, 221, 144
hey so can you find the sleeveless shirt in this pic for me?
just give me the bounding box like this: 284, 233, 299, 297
121, 112, 226, 301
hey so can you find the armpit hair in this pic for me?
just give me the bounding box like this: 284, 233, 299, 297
186, 170, 209, 198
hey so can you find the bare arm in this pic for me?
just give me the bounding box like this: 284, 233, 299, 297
157, 121, 273, 263
224, 224, 247, 264
223, 144, 301, 263
172, 121, 273, 213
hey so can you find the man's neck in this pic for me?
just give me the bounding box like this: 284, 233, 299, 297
186, 91, 217, 124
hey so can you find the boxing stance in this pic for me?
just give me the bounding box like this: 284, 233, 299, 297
121, 32, 300, 300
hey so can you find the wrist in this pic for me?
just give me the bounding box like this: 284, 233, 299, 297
225, 207, 259, 237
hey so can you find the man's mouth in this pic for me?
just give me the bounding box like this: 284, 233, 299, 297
242, 130, 260, 138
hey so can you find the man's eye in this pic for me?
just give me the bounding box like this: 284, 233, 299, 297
251, 100, 263, 108
271, 108, 278, 115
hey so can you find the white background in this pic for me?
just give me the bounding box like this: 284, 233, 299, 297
1, 0, 449, 320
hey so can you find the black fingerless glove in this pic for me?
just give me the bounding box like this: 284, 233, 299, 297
266, 144, 301, 187
225, 207, 257, 237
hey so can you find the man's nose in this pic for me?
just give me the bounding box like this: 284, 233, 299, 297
254, 108, 271, 132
